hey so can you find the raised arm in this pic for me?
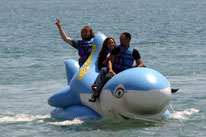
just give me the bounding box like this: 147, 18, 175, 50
55, 18, 73, 45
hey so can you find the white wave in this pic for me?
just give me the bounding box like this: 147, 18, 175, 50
0, 113, 83, 125
0, 114, 50, 123
169, 108, 199, 120
48, 118, 83, 126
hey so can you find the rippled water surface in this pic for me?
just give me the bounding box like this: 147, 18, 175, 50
0, 0, 206, 136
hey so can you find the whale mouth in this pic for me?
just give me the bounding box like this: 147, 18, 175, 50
118, 114, 130, 120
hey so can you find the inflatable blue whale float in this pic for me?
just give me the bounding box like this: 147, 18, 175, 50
48, 33, 171, 121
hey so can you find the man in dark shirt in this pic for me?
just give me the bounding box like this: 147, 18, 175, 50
108, 32, 143, 76
89, 32, 144, 102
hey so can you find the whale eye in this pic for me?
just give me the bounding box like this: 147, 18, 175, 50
115, 88, 124, 98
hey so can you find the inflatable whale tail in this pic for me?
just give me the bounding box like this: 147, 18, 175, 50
64, 59, 79, 84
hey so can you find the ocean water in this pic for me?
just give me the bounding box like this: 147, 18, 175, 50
0, 0, 206, 136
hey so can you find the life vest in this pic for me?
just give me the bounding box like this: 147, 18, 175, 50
78, 38, 94, 62
113, 45, 134, 71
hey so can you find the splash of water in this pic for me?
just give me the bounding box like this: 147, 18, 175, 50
48, 118, 83, 126
0, 114, 50, 123
0, 112, 83, 126
169, 108, 199, 120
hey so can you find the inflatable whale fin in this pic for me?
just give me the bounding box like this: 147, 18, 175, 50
171, 88, 179, 93
48, 85, 77, 108
64, 59, 79, 84
50, 105, 101, 120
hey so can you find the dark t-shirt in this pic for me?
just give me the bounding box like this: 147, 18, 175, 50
111, 46, 141, 73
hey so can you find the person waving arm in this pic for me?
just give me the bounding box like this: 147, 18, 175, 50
55, 18, 73, 45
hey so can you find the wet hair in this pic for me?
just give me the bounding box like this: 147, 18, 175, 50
122, 32, 131, 40
81, 26, 95, 40
99, 37, 116, 58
